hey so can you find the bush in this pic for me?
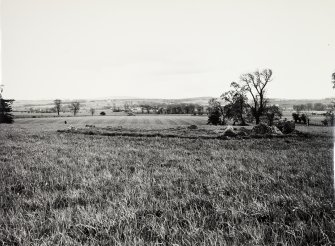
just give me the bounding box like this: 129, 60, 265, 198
100, 111, 106, 116
0, 99, 15, 123
292, 113, 299, 123
323, 112, 334, 126
300, 114, 307, 124
321, 119, 328, 126
188, 125, 198, 130
276, 121, 295, 134
207, 109, 223, 125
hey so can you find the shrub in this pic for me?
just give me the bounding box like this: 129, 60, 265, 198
188, 125, 198, 130
207, 108, 223, 125
323, 112, 334, 126
0, 99, 15, 124
300, 114, 307, 124
292, 113, 299, 123
276, 121, 295, 134
100, 111, 106, 116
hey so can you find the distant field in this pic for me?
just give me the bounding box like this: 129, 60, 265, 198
13, 115, 208, 131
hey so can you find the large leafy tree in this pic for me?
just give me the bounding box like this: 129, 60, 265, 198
221, 82, 249, 125
240, 69, 272, 124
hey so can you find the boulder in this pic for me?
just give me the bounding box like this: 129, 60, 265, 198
188, 125, 198, 130
270, 126, 283, 135
222, 125, 237, 137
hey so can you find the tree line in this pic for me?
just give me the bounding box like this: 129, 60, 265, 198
292, 103, 332, 113
50, 100, 207, 117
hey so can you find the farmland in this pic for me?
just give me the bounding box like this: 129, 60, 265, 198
13, 115, 208, 131
0, 116, 334, 245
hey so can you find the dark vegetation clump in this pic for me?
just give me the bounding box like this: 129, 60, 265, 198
188, 125, 198, 129
276, 121, 295, 134
207, 108, 223, 125
100, 111, 106, 116
0, 99, 15, 124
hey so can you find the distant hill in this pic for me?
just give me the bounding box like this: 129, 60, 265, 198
269, 98, 334, 109
12, 97, 334, 112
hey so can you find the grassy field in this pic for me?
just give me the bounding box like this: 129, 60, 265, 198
13, 115, 208, 131
0, 116, 334, 245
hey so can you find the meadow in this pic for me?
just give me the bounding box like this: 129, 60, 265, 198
0, 115, 334, 245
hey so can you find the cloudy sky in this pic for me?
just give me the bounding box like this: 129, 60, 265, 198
1, 0, 335, 100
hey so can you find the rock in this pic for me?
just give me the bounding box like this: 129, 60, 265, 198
188, 125, 198, 130
85, 124, 95, 128
270, 126, 283, 135
276, 121, 295, 134
252, 123, 273, 135
223, 125, 237, 137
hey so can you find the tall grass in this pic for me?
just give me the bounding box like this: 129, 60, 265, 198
0, 126, 334, 245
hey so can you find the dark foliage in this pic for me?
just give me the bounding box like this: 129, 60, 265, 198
207, 108, 222, 125
265, 105, 282, 126
0, 99, 15, 124
207, 98, 225, 125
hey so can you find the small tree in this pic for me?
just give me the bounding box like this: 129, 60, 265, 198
240, 69, 272, 124
54, 99, 62, 116
221, 82, 249, 125
300, 114, 307, 124
207, 98, 225, 125
292, 113, 300, 123
70, 101, 80, 116
90, 108, 95, 116
265, 105, 282, 126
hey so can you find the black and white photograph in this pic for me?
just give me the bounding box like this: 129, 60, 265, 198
0, 0, 334, 245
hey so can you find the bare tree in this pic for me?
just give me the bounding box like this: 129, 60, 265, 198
240, 69, 272, 124
54, 99, 62, 116
90, 108, 95, 116
70, 101, 80, 116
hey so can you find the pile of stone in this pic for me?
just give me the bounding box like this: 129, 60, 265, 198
252, 123, 283, 135
222, 125, 237, 137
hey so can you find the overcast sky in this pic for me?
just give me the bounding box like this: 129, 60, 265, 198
1, 0, 335, 100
